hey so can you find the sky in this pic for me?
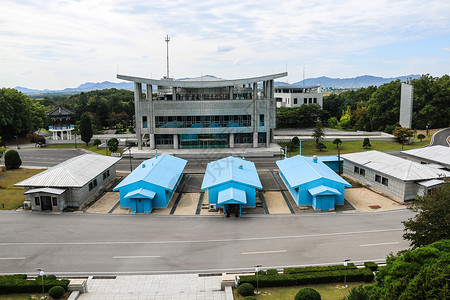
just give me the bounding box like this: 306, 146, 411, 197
1, 0, 450, 90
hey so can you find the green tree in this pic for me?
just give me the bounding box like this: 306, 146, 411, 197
93, 139, 101, 149
417, 134, 425, 141
366, 80, 402, 131
316, 143, 326, 151
338, 106, 352, 129
0, 88, 33, 138
5, 150, 22, 170
79, 113, 93, 146
333, 138, 342, 148
327, 117, 338, 128
392, 127, 413, 144
362, 138, 371, 149
402, 183, 450, 249
107, 138, 119, 153
311, 121, 324, 144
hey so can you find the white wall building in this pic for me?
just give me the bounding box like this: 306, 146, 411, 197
401, 145, 450, 170
275, 85, 323, 108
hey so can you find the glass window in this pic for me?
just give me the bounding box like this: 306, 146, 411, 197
375, 174, 381, 182
89, 182, 93, 191
94, 179, 97, 187
52, 197, 57, 206
35, 197, 40, 205
360, 168, 365, 176
304, 98, 307, 104
382, 177, 389, 186
294, 98, 298, 104
313, 98, 317, 103
142, 116, 147, 128
107, 170, 110, 177
354, 166, 359, 173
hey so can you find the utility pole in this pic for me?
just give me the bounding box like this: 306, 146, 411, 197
165, 35, 170, 78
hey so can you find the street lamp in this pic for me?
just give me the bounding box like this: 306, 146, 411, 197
14, 135, 20, 149
36, 268, 46, 299
343, 259, 351, 288
74, 134, 77, 148
426, 124, 430, 136
254, 264, 262, 294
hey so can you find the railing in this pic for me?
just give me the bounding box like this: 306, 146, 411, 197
49, 125, 75, 130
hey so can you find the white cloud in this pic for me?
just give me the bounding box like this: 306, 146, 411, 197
1, 0, 450, 89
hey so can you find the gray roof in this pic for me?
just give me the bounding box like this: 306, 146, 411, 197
418, 179, 446, 188
117, 72, 287, 88
15, 154, 120, 188
24, 187, 66, 195
341, 151, 450, 181
401, 145, 450, 167
46, 105, 74, 116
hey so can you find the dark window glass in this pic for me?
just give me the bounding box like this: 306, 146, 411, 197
52, 197, 57, 206
142, 116, 148, 128
294, 98, 297, 104
89, 182, 93, 191
382, 177, 389, 186
375, 174, 381, 182
35, 197, 40, 205
360, 168, 365, 176
94, 179, 97, 187
354, 166, 359, 173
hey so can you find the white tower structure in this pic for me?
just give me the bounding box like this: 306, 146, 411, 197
399, 78, 414, 128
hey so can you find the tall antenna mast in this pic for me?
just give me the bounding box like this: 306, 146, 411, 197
165, 35, 170, 78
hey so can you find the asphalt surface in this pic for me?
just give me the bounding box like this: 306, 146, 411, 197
0, 209, 414, 275
431, 127, 450, 146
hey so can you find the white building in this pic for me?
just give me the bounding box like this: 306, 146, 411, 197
401, 145, 450, 170
275, 85, 323, 108
15, 154, 120, 211
342, 150, 449, 201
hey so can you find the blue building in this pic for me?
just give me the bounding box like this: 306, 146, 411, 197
113, 154, 187, 214
276, 155, 351, 211
201, 156, 262, 217
315, 155, 343, 172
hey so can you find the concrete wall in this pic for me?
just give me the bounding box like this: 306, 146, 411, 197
207, 182, 257, 208
275, 92, 323, 108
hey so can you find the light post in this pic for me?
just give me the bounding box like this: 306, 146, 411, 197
74, 134, 77, 148
106, 139, 109, 156
36, 268, 46, 299
343, 259, 351, 288
14, 135, 20, 149
254, 264, 262, 294
426, 124, 429, 136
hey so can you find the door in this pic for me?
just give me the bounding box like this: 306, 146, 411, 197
41, 196, 52, 211
136, 199, 145, 213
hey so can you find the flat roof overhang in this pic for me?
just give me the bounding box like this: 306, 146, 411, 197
117, 72, 287, 88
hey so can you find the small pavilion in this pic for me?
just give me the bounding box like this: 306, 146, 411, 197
201, 156, 262, 217
46, 105, 75, 140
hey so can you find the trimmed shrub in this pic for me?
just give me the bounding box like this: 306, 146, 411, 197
256, 270, 266, 275
93, 139, 101, 149
284, 264, 357, 274
343, 285, 369, 300
295, 287, 321, 300
36, 137, 46, 144
48, 286, 65, 299
0, 274, 69, 294
364, 262, 378, 272
238, 283, 255, 296
5, 150, 22, 170
266, 269, 279, 275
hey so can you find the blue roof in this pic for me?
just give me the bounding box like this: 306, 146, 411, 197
314, 155, 340, 163
308, 185, 341, 196
124, 188, 156, 199
217, 187, 247, 205
114, 154, 187, 191
276, 155, 351, 188
201, 156, 262, 190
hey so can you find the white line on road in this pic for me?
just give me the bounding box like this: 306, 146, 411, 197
0, 228, 403, 246
0, 257, 26, 260
242, 250, 287, 255
360, 242, 399, 247
113, 256, 160, 259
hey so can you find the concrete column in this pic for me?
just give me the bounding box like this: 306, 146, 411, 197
253, 132, 258, 148
134, 82, 143, 150
149, 133, 155, 149
229, 133, 234, 148
229, 86, 233, 99
253, 82, 257, 100
173, 134, 178, 149
172, 87, 177, 100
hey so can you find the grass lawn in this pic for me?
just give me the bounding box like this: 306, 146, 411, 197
281, 137, 431, 157
0, 292, 71, 299
233, 282, 367, 300
45, 143, 123, 156
0, 168, 45, 210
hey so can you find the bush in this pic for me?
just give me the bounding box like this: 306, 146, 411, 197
107, 138, 119, 153
343, 285, 369, 300
244, 297, 257, 300
237, 283, 255, 296
36, 137, 46, 144
284, 264, 357, 274
5, 150, 22, 170
0, 274, 69, 294
48, 286, 65, 299
364, 262, 378, 272
93, 139, 101, 149
266, 269, 279, 275
316, 143, 326, 151
417, 133, 425, 141
295, 287, 321, 300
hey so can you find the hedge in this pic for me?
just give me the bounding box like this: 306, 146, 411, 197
0, 275, 70, 294
364, 261, 379, 271
284, 263, 357, 274
239, 268, 374, 288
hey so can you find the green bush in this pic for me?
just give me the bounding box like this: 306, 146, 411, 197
36, 137, 46, 144
256, 270, 266, 275
93, 139, 101, 148
295, 287, 321, 300
266, 269, 279, 275
243, 297, 257, 300
48, 286, 65, 299
5, 150, 22, 170
238, 283, 255, 296
107, 138, 119, 153
343, 285, 369, 300
363, 262, 378, 272
284, 264, 357, 274
0, 274, 69, 294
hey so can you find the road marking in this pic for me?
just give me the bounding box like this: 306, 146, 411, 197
242, 250, 287, 255
0, 257, 26, 260
0, 228, 403, 246
360, 242, 399, 247
113, 255, 160, 259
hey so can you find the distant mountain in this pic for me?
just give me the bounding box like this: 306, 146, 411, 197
14, 74, 423, 95
287, 74, 421, 88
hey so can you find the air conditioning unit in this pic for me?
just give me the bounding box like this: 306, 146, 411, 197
209, 204, 217, 211
23, 200, 31, 210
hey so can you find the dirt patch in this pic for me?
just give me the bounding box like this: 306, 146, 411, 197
85, 192, 119, 213
264, 191, 291, 214
173, 193, 200, 215
345, 188, 405, 212
151, 193, 177, 214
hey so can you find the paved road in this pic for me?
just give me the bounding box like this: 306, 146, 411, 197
431, 127, 450, 146
0, 210, 413, 276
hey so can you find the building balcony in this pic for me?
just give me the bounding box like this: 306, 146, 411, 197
49, 125, 75, 131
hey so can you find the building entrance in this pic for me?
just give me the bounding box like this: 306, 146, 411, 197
180, 134, 227, 149
41, 196, 52, 211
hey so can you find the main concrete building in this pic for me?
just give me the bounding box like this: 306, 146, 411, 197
117, 73, 287, 149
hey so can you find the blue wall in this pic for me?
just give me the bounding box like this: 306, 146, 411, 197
208, 181, 256, 208
130, 198, 153, 214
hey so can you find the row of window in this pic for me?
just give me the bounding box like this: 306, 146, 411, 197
88, 179, 98, 191
154, 115, 254, 128
34, 197, 58, 206
354, 166, 389, 186
102, 170, 110, 180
